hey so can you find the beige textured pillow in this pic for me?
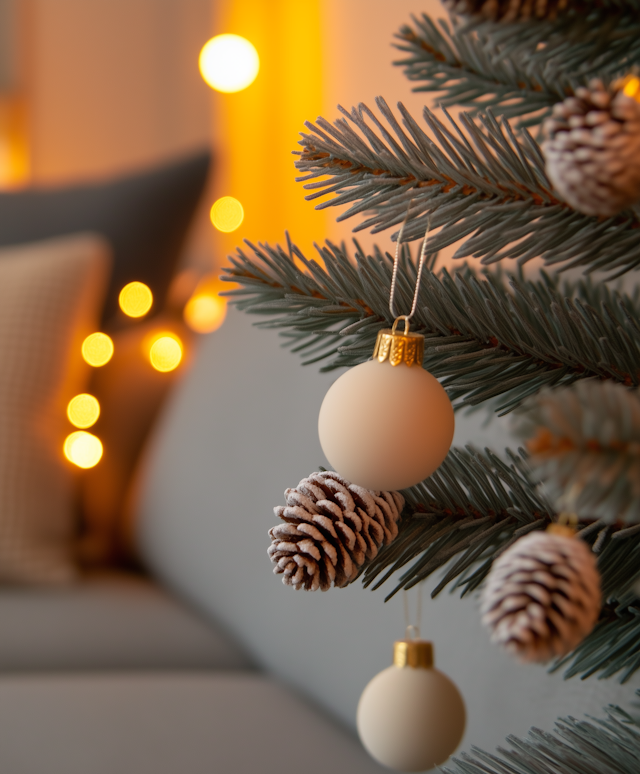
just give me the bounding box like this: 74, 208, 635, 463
0, 234, 109, 584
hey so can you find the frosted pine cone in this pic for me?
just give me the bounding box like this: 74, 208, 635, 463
445, 0, 575, 21
268, 471, 404, 591
480, 528, 601, 663
543, 77, 640, 217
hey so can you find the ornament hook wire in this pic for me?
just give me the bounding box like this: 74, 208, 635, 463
389, 204, 431, 330
403, 584, 423, 640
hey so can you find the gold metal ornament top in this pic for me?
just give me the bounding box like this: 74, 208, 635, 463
393, 639, 433, 669
373, 317, 424, 368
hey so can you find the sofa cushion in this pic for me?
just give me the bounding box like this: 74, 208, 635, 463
0, 234, 109, 584
0, 672, 386, 774
0, 572, 252, 671
0, 150, 210, 327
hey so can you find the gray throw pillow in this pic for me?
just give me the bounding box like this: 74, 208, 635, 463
0, 150, 210, 328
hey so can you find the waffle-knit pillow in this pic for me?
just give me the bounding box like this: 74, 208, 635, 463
0, 234, 109, 583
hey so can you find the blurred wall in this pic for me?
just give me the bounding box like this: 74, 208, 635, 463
27, 0, 212, 182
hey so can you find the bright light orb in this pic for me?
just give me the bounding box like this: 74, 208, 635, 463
184, 293, 227, 334
67, 394, 100, 429
199, 34, 259, 93
149, 333, 183, 372
82, 332, 114, 367
64, 431, 103, 469
119, 282, 153, 318
210, 196, 244, 233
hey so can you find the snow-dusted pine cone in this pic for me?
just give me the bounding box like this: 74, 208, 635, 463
543, 77, 640, 217
445, 0, 575, 21
480, 528, 601, 663
268, 471, 404, 591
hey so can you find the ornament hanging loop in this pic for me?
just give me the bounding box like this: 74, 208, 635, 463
391, 316, 411, 336
389, 204, 431, 323
405, 624, 420, 640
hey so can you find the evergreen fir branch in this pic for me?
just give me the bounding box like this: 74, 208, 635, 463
222, 239, 640, 414
444, 698, 640, 774
518, 381, 640, 523
394, 11, 640, 126
361, 446, 640, 679
554, 595, 640, 683
394, 15, 566, 126
361, 446, 555, 599
294, 98, 640, 277
394, 11, 640, 128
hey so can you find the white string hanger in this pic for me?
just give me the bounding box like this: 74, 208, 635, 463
403, 584, 423, 641
389, 206, 431, 328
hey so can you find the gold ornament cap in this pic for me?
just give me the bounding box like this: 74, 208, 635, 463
393, 639, 433, 669
373, 317, 424, 368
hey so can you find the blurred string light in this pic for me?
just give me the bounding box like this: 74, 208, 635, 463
210, 196, 244, 233
82, 332, 114, 366
199, 34, 259, 93
148, 332, 183, 372
184, 292, 227, 334
119, 281, 153, 318
184, 274, 227, 334
64, 431, 103, 469
67, 394, 100, 429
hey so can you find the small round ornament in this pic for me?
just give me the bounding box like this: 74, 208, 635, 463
318, 319, 454, 491
480, 524, 601, 663
357, 638, 466, 772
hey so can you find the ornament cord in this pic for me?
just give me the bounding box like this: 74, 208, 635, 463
389, 207, 431, 324
403, 585, 423, 640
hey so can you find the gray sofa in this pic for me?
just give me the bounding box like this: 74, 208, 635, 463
0, 306, 635, 773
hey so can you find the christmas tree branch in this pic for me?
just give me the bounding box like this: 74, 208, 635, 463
362, 447, 555, 599
394, 10, 640, 129
394, 14, 566, 126
444, 696, 640, 774
363, 446, 640, 680
294, 98, 640, 277
222, 239, 640, 413
518, 381, 640, 524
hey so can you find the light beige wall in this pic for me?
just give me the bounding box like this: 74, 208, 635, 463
321, 0, 446, 256
28, 0, 212, 183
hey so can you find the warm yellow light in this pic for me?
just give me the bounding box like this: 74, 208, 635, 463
149, 333, 183, 372
184, 293, 227, 334
623, 76, 640, 101
199, 34, 260, 93
119, 282, 153, 318
82, 332, 114, 367
64, 431, 103, 469
210, 196, 244, 233
67, 394, 100, 429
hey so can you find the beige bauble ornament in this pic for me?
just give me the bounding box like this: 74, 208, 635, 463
357, 639, 465, 772
318, 321, 454, 491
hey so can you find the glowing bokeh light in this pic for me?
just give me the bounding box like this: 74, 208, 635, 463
623, 76, 640, 100
149, 333, 183, 372
184, 293, 227, 334
64, 431, 103, 469
82, 332, 114, 366
67, 394, 100, 429
119, 282, 153, 318
210, 196, 244, 233
199, 34, 259, 93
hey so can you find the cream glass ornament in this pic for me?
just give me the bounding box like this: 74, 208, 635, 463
318, 321, 454, 490
318, 215, 454, 492
357, 638, 466, 772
